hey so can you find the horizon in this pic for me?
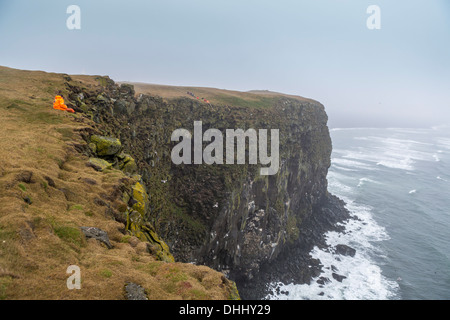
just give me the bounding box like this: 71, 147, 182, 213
1, 0, 449, 128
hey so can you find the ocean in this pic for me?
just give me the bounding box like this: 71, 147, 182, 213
267, 126, 450, 300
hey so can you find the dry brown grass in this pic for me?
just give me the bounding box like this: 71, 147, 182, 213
0, 65, 236, 300
124, 81, 314, 108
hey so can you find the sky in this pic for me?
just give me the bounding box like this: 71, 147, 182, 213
0, 0, 449, 128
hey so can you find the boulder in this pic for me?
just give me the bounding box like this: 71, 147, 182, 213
90, 135, 122, 156
332, 273, 347, 283
113, 99, 128, 114
119, 83, 135, 96
80, 227, 113, 249
88, 158, 112, 172
118, 154, 138, 175
335, 244, 356, 257
125, 282, 147, 300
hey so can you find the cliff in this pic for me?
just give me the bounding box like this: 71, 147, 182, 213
63, 74, 349, 298
0, 65, 349, 300
0, 66, 239, 300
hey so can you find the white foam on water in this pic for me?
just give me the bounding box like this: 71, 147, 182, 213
436, 138, 450, 150
409, 189, 417, 194
376, 158, 414, 171
266, 197, 399, 300
357, 177, 379, 188
437, 176, 448, 182
332, 164, 358, 172
327, 171, 354, 195
332, 158, 375, 171
433, 154, 440, 162
340, 136, 436, 171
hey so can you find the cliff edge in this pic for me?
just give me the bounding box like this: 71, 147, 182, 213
0, 65, 349, 300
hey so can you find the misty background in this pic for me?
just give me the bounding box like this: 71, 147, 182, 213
0, 0, 449, 128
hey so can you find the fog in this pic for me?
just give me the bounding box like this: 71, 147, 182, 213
1, 0, 449, 128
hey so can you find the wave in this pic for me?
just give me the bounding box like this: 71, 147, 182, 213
266, 197, 399, 300
357, 177, 378, 188
332, 158, 375, 171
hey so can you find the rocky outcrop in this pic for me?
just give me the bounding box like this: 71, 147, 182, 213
64, 76, 349, 299
125, 282, 148, 300
80, 226, 113, 249
84, 131, 174, 262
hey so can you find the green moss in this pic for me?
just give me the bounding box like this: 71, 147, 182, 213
84, 211, 94, 217
120, 235, 131, 243
88, 158, 112, 172
131, 182, 148, 216
286, 215, 300, 244
120, 155, 138, 175
18, 183, 26, 191
228, 281, 241, 300
69, 204, 83, 211
99, 269, 112, 278
52, 223, 85, 247
90, 135, 122, 156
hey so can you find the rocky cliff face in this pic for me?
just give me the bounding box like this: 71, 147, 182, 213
64, 76, 348, 298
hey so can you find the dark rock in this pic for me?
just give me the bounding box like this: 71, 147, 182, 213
335, 244, 356, 257
80, 227, 113, 249
90, 135, 122, 156
113, 99, 128, 114
94, 197, 107, 207
23, 196, 32, 205
332, 273, 347, 283
119, 83, 135, 96
82, 177, 97, 185
44, 176, 56, 188
316, 276, 331, 285
59, 188, 77, 202
236, 195, 351, 299
16, 171, 33, 183
125, 282, 147, 300
87, 158, 112, 172
126, 101, 136, 115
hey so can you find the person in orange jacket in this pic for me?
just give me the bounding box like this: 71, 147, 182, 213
53, 95, 75, 113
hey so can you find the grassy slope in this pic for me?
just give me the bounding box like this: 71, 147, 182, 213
0, 66, 237, 300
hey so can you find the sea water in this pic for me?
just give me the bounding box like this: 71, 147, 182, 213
267, 126, 450, 300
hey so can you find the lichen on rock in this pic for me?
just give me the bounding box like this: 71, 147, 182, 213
88, 157, 112, 172
90, 135, 122, 156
